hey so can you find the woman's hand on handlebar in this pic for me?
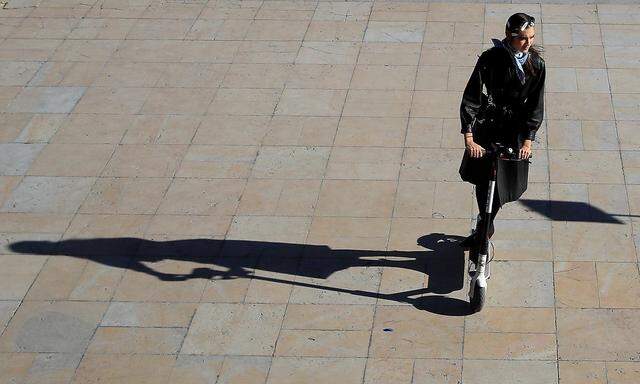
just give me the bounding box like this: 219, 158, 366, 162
519, 140, 532, 160
465, 138, 485, 158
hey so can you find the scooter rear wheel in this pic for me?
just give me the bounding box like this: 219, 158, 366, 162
469, 283, 486, 313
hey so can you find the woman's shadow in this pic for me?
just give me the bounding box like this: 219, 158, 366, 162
9, 232, 471, 316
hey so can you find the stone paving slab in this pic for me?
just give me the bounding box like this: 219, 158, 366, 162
1, 0, 640, 383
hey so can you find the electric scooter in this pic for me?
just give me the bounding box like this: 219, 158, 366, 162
468, 142, 527, 313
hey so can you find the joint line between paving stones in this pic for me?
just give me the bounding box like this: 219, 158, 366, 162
265, 2, 319, 379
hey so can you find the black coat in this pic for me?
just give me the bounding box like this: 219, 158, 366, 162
458, 43, 546, 205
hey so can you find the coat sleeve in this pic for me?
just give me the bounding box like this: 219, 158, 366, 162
460, 54, 486, 135
522, 60, 545, 141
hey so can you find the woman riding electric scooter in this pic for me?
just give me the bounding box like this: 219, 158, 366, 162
458, 13, 546, 312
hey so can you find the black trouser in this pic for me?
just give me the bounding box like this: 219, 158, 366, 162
475, 181, 501, 239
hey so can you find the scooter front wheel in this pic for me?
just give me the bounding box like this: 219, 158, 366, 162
469, 282, 486, 313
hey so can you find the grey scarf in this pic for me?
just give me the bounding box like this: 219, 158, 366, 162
492, 38, 529, 85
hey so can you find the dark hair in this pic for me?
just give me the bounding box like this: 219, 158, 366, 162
505, 12, 543, 76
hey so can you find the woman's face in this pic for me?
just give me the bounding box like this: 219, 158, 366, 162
509, 27, 535, 53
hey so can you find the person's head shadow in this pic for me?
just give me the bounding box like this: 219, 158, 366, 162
9, 232, 471, 316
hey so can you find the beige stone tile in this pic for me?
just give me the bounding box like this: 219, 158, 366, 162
546, 93, 613, 120
0, 62, 40, 87
223, 63, 290, 89
559, 361, 606, 384
335, 117, 406, 147
252, 146, 330, 179
102, 144, 187, 178
187, 18, 252, 41
275, 330, 370, 357
343, 90, 412, 118
87, 327, 186, 354
598, 4, 640, 24
580, 121, 618, 150
64, 213, 150, 240
74, 87, 150, 114
79, 177, 170, 214
295, 41, 360, 65
400, 148, 461, 182
466, 307, 555, 333
387, 218, 468, 252
200, 266, 252, 303
428, 3, 483, 22
325, 147, 402, 181
244, 258, 298, 304
126, 18, 192, 40
0, 39, 62, 61
142, 88, 216, 115
543, 24, 602, 46
122, 115, 201, 145
490, 220, 552, 261
142, 1, 204, 19
497, 183, 549, 220
0, 18, 21, 39
605, 46, 640, 69
169, 355, 224, 384
606, 362, 640, 384
597, 262, 640, 308
276, 88, 346, 116
0, 87, 21, 113
282, 304, 374, 330
394, 180, 435, 218
263, 116, 338, 146
415, 66, 448, 91
462, 360, 558, 384
194, 115, 270, 145
0, 113, 32, 143
8, 86, 85, 114
15, 114, 65, 144
0, 143, 44, 176
364, 358, 413, 384
51, 114, 131, 144
358, 42, 420, 66
238, 179, 321, 216
554, 261, 599, 308
245, 19, 309, 41
488, 261, 554, 307
146, 215, 231, 237
411, 91, 461, 119
0, 176, 21, 208
160, 63, 229, 88
290, 256, 381, 305
420, 43, 483, 66
208, 88, 281, 115
613, 93, 640, 120
588, 184, 629, 219
180, 40, 239, 64
306, 217, 390, 250
552, 221, 636, 262
111, 39, 184, 63
370, 305, 463, 358
267, 357, 366, 384
609, 68, 640, 93
315, 180, 395, 217
432, 181, 473, 219
546, 67, 577, 93
176, 145, 258, 178
0, 254, 46, 300
101, 302, 196, 327
69, 18, 135, 39
182, 303, 285, 355
26, 143, 113, 177
286, 64, 353, 89
92, 61, 164, 87
0, 301, 107, 353
622, 151, 640, 183
350, 65, 416, 91
404, 117, 444, 147
0, 352, 82, 384
227, 216, 310, 245
313, 1, 372, 22
0, 301, 19, 332
549, 150, 623, 184
576, 69, 610, 93
544, 45, 605, 68
11, 17, 78, 39
2, 176, 94, 214
51, 39, 119, 62
412, 359, 462, 384
464, 332, 556, 360
364, 21, 424, 43
234, 41, 300, 64
113, 258, 209, 302
541, 4, 598, 24
73, 354, 175, 384
305, 21, 366, 42
158, 178, 244, 215
0, 212, 70, 234
557, 308, 640, 361
217, 356, 271, 384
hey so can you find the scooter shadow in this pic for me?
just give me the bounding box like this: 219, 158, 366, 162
9, 232, 472, 316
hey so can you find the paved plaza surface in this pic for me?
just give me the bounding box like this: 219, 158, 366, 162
2, 0, 640, 382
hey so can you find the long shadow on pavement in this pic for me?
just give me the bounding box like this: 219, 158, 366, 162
9, 232, 471, 316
